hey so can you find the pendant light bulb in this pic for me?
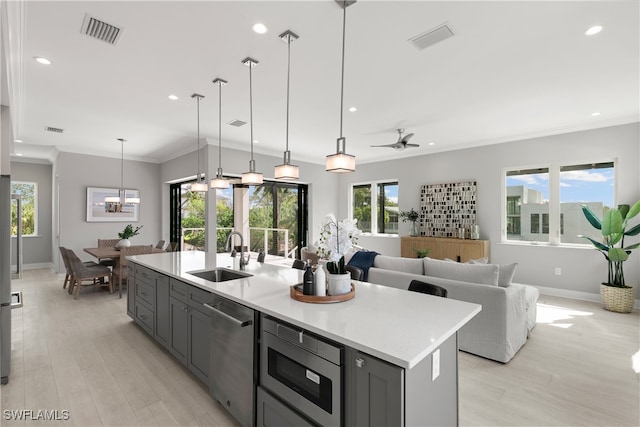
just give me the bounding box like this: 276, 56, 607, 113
211, 78, 230, 190
274, 30, 300, 180
191, 93, 208, 192
241, 57, 263, 185
326, 0, 356, 173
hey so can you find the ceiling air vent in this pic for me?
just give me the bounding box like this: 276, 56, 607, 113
81, 14, 123, 45
409, 23, 454, 50
44, 126, 64, 133
227, 119, 247, 127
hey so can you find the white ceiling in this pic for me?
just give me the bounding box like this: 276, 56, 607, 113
9, 1, 640, 165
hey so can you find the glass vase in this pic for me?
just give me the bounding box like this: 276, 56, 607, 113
409, 221, 419, 237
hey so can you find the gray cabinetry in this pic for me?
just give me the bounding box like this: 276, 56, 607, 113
345, 347, 404, 427
256, 386, 315, 427
168, 278, 211, 385
154, 274, 170, 348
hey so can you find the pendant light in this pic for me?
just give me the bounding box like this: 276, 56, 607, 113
190, 93, 208, 192
326, 0, 356, 173
241, 57, 263, 185
105, 138, 140, 205
210, 78, 230, 189
274, 30, 300, 180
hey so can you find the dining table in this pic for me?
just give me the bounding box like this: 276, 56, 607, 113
84, 245, 165, 261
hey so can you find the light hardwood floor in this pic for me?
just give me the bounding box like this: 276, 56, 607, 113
1, 269, 638, 426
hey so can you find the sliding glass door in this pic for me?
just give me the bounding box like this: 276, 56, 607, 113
169, 179, 308, 258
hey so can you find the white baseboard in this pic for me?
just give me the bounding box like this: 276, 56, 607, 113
535, 285, 640, 310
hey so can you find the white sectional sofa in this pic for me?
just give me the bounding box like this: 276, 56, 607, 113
361, 255, 539, 363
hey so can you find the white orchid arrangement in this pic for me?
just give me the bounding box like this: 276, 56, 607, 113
315, 214, 362, 275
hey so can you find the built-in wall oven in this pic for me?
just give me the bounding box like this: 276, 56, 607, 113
260, 315, 343, 427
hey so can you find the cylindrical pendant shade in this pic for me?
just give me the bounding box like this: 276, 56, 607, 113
210, 177, 230, 189
274, 162, 299, 180
325, 152, 355, 173
125, 197, 140, 204
105, 196, 120, 203
242, 171, 263, 185
191, 182, 208, 192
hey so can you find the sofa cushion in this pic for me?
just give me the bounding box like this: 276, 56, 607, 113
498, 263, 518, 287
373, 255, 424, 275
423, 257, 499, 286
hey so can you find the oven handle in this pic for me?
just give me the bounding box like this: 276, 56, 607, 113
203, 303, 253, 327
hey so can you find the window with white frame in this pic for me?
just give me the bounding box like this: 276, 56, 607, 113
11, 181, 37, 236
351, 181, 399, 235
504, 161, 615, 244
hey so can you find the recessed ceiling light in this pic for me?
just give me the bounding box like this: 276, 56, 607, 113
253, 140, 259, 144
14, 139, 23, 143
349, 107, 357, 112
168, 94, 178, 101
592, 112, 601, 116
34, 57, 51, 65
428, 142, 435, 146
585, 25, 603, 36
252, 23, 268, 34
16, 153, 23, 156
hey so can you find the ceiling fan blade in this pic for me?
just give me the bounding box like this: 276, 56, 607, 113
401, 133, 415, 143
370, 143, 402, 148
404, 143, 420, 148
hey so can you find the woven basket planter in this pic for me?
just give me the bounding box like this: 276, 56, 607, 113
600, 284, 635, 313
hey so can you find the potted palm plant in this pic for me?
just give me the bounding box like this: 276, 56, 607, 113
579, 201, 640, 313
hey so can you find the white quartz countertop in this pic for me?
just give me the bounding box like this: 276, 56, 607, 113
128, 251, 481, 369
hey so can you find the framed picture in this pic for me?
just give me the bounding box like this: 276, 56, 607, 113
86, 187, 140, 222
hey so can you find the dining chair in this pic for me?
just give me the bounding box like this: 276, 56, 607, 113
155, 240, 166, 250
300, 247, 319, 266
166, 242, 178, 252
112, 245, 153, 298
345, 265, 364, 281
408, 279, 448, 298
292, 259, 306, 270
66, 248, 113, 299
97, 238, 121, 267
59, 246, 100, 291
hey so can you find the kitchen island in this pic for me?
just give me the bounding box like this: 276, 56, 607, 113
127, 251, 480, 426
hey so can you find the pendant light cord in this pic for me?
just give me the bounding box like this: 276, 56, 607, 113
196, 96, 201, 182
249, 63, 254, 162
286, 36, 291, 152
339, 3, 347, 138
120, 139, 124, 202
218, 83, 222, 171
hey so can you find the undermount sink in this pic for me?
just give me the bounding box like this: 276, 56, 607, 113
187, 268, 253, 282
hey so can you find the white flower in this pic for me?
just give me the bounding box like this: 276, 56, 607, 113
315, 214, 362, 273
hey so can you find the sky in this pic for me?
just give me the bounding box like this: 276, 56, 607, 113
506, 166, 615, 208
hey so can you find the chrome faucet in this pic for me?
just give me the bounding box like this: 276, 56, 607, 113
225, 231, 250, 270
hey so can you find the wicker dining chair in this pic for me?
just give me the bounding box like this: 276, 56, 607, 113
66, 248, 113, 299
112, 245, 153, 298
155, 240, 166, 250
59, 246, 101, 292
97, 238, 121, 267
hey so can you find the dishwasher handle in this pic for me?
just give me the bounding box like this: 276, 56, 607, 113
203, 303, 253, 327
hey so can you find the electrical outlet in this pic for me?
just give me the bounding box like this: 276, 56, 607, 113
432, 349, 440, 381
555, 267, 561, 276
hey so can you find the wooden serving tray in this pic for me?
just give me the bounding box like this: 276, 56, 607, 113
290, 283, 355, 303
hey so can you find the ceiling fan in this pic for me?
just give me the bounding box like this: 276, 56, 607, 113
370, 129, 419, 150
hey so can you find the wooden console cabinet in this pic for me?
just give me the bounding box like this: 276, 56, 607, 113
400, 236, 489, 262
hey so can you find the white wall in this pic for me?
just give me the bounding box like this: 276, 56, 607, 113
55, 152, 162, 270
160, 142, 339, 250
10, 161, 52, 266
337, 123, 640, 299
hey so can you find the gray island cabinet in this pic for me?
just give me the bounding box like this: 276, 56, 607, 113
127, 251, 480, 427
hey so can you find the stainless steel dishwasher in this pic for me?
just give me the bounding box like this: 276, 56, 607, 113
204, 295, 257, 427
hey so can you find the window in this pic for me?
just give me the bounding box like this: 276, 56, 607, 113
505, 168, 548, 242
504, 162, 614, 245
559, 162, 614, 244
11, 181, 37, 236
351, 181, 398, 235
